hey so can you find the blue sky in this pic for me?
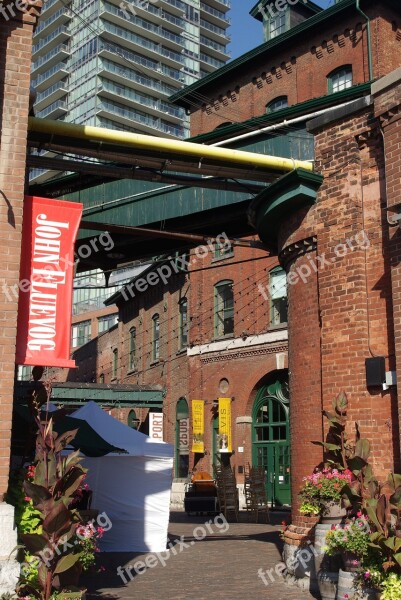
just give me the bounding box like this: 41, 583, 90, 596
228, 0, 333, 60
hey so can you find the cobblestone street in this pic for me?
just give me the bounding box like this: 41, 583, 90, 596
83, 511, 318, 600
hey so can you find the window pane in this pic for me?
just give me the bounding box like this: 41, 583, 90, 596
71, 320, 91, 347
179, 299, 188, 349
270, 269, 288, 326
129, 327, 136, 370
331, 67, 353, 93
266, 97, 288, 114
112, 349, 118, 378
215, 281, 234, 337
98, 313, 118, 334
152, 314, 160, 360
269, 12, 286, 38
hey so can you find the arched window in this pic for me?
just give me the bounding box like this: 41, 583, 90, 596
266, 96, 288, 114
214, 280, 234, 338
152, 313, 160, 361
269, 267, 287, 326
128, 409, 139, 430
129, 326, 136, 371
328, 65, 353, 94
179, 298, 188, 350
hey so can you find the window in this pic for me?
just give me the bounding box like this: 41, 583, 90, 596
213, 238, 233, 260
269, 267, 288, 326
112, 348, 118, 379
214, 280, 234, 338
268, 11, 286, 39
266, 96, 288, 114
98, 313, 118, 334
128, 409, 139, 430
99, 373, 104, 384
152, 313, 160, 361
129, 326, 136, 371
71, 320, 91, 347
328, 65, 353, 94
175, 398, 189, 478
179, 298, 188, 349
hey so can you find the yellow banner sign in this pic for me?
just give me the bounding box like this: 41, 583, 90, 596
218, 397, 232, 453
192, 400, 205, 453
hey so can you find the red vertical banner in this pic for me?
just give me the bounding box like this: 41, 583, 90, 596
15, 196, 83, 368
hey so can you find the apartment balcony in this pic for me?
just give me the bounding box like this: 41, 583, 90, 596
200, 36, 230, 62
99, 17, 183, 69
36, 99, 68, 119
200, 18, 230, 45
199, 52, 225, 72
146, 3, 184, 33
98, 59, 176, 98
98, 78, 184, 122
40, 0, 70, 19
32, 61, 69, 91
200, 2, 230, 28
32, 25, 71, 60
156, 0, 186, 17
35, 6, 72, 37
205, 0, 231, 13
98, 41, 183, 87
32, 43, 70, 75
96, 99, 184, 138
34, 80, 68, 112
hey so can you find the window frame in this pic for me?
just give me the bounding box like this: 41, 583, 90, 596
71, 319, 91, 348
214, 280, 234, 339
178, 298, 188, 350
328, 65, 353, 94
152, 313, 160, 361
266, 9, 287, 40
112, 348, 118, 379
269, 267, 288, 328
129, 326, 137, 371
265, 96, 288, 114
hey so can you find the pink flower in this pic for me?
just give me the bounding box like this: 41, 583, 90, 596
357, 511, 362, 518
24, 496, 31, 502
344, 595, 349, 599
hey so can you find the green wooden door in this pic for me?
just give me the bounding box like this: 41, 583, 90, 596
252, 379, 291, 507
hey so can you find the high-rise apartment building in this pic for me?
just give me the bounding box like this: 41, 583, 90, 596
30, 0, 231, 183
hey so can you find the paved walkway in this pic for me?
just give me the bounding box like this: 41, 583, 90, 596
83, 511, 318, 600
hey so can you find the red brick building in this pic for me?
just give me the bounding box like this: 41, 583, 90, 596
66, 242, 288, 507
168, 0, 401, 584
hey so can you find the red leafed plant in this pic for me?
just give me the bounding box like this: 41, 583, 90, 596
17, 388, 87, 600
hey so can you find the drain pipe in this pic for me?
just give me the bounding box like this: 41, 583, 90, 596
356, 0, 374, 82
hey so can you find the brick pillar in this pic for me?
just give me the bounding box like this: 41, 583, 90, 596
278, 211, 323, 526
0, 0, 42, 500
311, 104, 396, 478
373, 69, 401, 467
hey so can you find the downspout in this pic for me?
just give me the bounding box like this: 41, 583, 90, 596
356, 0, 374, 82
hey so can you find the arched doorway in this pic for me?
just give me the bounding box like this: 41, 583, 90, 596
252, 376, 290, 507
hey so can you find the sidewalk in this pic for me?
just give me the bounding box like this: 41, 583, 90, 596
83, 511, 318, 600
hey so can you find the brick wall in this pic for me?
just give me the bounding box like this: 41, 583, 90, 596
373, 69, 401, 465
190, 3, 401, 137
0, 5, 41, 498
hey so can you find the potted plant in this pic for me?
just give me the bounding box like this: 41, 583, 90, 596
299, 466, 352, 523
324, 514, 371, 571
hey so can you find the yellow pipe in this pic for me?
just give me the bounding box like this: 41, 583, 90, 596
28, 117, 313, 173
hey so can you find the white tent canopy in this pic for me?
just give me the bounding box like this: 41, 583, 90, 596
70, 401, 173, 553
